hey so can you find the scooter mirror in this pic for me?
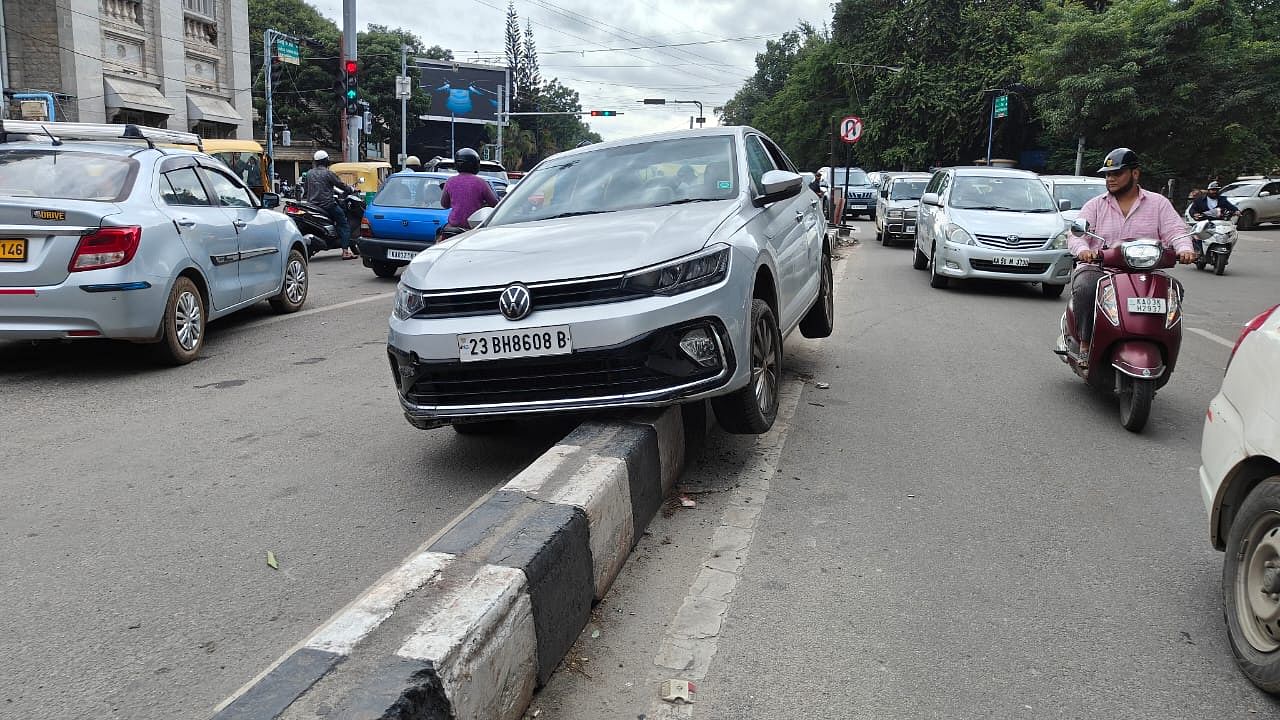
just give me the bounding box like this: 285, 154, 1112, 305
1192, 219, 1214, 241
1069, 218, 1089, 237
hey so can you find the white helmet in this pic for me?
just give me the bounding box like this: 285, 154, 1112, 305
313, 150, 329, 162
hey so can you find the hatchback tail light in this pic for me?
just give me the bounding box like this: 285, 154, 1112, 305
1228, 303, 1279, 370
69, 226, 142, 272
360, 217, 372, 238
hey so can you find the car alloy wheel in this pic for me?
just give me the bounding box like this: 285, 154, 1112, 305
284, 257, 307, 304
176, 290, 202, 351
752, 311, 778, 417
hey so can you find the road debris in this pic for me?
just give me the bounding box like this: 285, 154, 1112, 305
591, 629, 600, 639
680, 496, 697, 508
660, 679, 696, 704
815, 381, 830, 389
266, 551, 279, 570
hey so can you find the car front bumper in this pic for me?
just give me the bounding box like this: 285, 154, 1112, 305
0, 269, 168, 341
934, 242, 1073, 284
883, 216, 917, 237
386, 263, 754, 423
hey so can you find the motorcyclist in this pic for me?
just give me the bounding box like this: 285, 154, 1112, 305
1067, 148, 1196, 362
1189, 181, 1239, 220
404, 155, 422, 171
439, 148, 498, 237
304, 150, 359, 259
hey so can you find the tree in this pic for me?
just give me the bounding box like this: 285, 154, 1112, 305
248, 0, 342, 146
505, 1, 523, 103
357, 25, 451, 160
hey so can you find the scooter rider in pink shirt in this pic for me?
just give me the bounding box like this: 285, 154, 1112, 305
1069, 148, 1198, 357
440, 147, 498, 237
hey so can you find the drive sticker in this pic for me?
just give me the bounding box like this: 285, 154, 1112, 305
32, 209, 66, 221
717, 180, 732, 190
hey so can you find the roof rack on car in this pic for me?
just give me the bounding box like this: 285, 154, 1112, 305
0, 119, 203, 151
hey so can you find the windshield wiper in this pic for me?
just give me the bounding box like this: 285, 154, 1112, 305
542, 210, 610, 220
655, 198, 721, 207
958, 205, 1042, 212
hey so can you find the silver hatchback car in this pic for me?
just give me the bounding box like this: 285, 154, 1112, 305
914, 167, 1072, 297
387, 127, 833, 435
0, 121, 309, 363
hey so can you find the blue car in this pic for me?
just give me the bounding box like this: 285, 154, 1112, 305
358, 171, 506, 279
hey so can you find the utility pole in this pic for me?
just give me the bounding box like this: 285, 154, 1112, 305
265, 30, 275, 180
1074, 136, 1085, 176
496, 84, 504, 170
399, 44, 408, 168
342, 0, 358, 162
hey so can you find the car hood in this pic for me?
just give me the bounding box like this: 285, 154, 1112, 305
886, 199, 921, 210
402, 201, 736, 290
947, 207, 1067, 238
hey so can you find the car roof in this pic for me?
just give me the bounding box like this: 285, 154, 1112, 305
949, 166, 1040, 178
1041, 174, 1104, 182
389, 171, 454, 181
543, 126, 746, 164
890, 173, 932, 180
0, 139, 161, 157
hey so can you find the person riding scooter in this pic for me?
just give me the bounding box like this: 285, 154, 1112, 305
304, 151, 360, 259
439, 148, 498, 239
1069, 148, 1197, 363
1188, 181, 1240, 255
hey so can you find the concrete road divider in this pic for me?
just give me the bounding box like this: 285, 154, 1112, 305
212, 406, 697, 720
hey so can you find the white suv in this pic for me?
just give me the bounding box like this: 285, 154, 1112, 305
1200, 302, 1280, 693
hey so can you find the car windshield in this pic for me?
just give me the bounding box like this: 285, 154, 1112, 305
0, 149, 136, 201
373, 175, 447, 209
486, 135, 738, 227
890, 180, 928, 201
831, 168, 869, 186
1052, 182, 1106, 210
1221, 183, 1259, 198
949, 176, 1056, 212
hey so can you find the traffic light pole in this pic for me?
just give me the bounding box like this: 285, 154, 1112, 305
264, 29, 275, 182
342, 0, 358, 162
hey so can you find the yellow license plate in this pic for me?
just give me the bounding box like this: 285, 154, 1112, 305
0, 239, 27, 262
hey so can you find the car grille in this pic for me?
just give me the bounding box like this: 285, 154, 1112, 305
396, 322, 729, 407
845, 190, 874, 200
414, 275, 640, 318
974, 234, 1049, 250
969, 259, 1051, 275
905, 209, 918, 219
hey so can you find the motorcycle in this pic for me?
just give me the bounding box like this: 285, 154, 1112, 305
1182, 205, 1238, 276
282, 188, 366, 257
1053, 218, 1213, 433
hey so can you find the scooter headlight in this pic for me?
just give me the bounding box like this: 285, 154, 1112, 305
1166, 282, 1182, 328
1121, 242, 1161, 270
1099, 282, 1120, 326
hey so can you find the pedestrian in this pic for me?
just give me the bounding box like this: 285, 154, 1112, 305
304, 150, 359, 259
439, 147, 498, 236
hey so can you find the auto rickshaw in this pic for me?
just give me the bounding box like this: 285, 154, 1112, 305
204, 139, 271, 196
329, 161, 392, 204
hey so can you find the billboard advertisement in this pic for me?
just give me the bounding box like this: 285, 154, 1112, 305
414, 58, 508, 126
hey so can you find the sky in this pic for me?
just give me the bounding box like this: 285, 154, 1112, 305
306, 0, 834, 141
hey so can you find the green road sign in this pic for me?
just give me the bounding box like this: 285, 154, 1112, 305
277, 40, 300, 65
994, 94, 1008, 119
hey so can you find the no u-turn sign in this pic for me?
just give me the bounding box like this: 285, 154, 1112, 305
840, 115, 863, 144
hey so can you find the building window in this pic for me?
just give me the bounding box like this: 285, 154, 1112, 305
193, 121, 236, 139
186, 55, 220, 90
110, 108, 167, 129
183, 0, 217, 20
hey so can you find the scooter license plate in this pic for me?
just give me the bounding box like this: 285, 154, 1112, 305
1127, 297, 1167, 314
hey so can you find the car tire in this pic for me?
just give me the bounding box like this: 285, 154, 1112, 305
1222, 475, 1280, 694
452, 420, 512, 435
713, 299, 781, 435
912, 244, 929, 270
929, 246, 949, 289
269, 249, 309, 313
1239, 210, 1257, 231
154, 276, 205, 365
1041, 282, 1065, 299
371, 261, 399, 279
799, 247, 834, 339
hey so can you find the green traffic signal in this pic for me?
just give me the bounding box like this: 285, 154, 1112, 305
346, 89, 357, 100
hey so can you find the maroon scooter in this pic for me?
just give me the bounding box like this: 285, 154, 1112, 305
1054, 218, 1211, 432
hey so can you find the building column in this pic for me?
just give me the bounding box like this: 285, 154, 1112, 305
155, 0, 189, 130
227, 0, 252, 139
62, 0, 106, 123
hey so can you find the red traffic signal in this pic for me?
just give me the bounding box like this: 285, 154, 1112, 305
589, 110, 618, 117
344, 60, 358, 74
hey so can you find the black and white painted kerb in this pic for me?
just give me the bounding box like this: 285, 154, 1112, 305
212, 407, 690, 720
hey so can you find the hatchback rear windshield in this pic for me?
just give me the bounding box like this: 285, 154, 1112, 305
373, 175, 447, 209
0, 149, 136, 201
1052, 182, 1106, 210
950, 176, 1056, 212
890, 180, 928, 200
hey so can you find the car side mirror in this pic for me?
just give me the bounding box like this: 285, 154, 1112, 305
1192, 219, 1214, 241
1070, 218, 1089, 236
753, 170, 804, 207
468, 207, 494, 229
1058, 198, 1072, 212
260, 192, 281, 209
920, 192, 942, 207
1260, 191, 1271, 197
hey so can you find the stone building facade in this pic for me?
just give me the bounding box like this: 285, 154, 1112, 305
1, 0, 252, 139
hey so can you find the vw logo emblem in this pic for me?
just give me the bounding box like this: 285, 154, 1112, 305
1007, 235, 1021, 245
498, 283, 532, 321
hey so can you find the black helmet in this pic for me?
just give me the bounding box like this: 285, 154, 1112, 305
456, 148, 481, 173
1097, 148, 1139, 174
1207, 181, 1221, 191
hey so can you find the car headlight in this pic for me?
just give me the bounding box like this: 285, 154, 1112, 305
888, 209, 904, 219
1052, 230, 1069, 250
943, 223, 975, 246
623, 245, 730, 296
394, 283, 426, 320
1121, 242, 1161, 270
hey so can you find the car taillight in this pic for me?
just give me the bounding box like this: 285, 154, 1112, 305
360, 217, 372, 238
285, 204, 302, 214
69, 226, 142, 272
1228, 303, 1279, 370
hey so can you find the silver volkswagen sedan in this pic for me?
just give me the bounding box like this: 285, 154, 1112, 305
387, 127, 833, 434
0, 121, 309, 364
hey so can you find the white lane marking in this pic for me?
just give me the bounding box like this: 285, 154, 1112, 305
645, 379, 804, 719
1187, 326, 1235, 349
230, 291, 395, 333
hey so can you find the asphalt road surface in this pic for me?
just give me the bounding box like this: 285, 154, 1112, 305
530, 223, 1280, 719
0, 254, 572, 719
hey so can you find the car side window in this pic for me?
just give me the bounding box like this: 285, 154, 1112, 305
937, 173, 952, 200
202, 168, 255, 208
759, 137, 795, 173
161, 167, 212, 206
1262, 182, 1280, 196
744, 136, 777, 191
926, 172, 942, 195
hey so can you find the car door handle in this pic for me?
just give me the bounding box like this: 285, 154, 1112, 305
175, 217, 197, 228
233, 220, 248, 230
795, 211, 805, 223
809, 199, 819, 208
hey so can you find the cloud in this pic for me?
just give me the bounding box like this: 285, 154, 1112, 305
305, 0, 831, 140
